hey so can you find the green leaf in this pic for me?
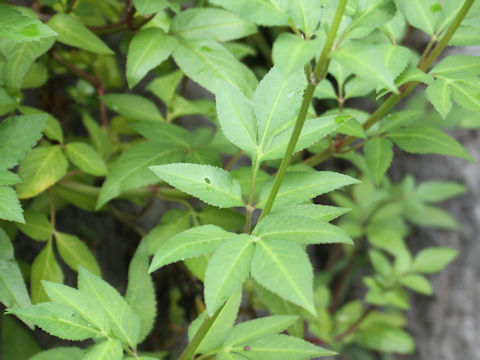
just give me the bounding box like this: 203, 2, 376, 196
251, 240, 315, 314
209, 0, 288, 26
149, 163, 244, 208
83, 339, 123, 360
257, 171, 359, 209
314, 80, 337, 99
378, 44, 412, 80
216, 80, 257, 157
16, 210, 51, 241
30, 240, 63, 304
147, 70, 183, 104
230, 334, 334, 359
224, 315, 298, 346
287, 0, 322, 36
48, 14, 113, 54
0, 114, 47, 170
29, 347, 84, 360
188, 290, 242, 353
101, 94, 164, 122
348, 0, 396, 39
450, 81, 480, 113
18, 107, 64, 144
1, 314, 40, 359
255, 66, 306, 151
364, 137, 393, 185
269, 204, 350, 222
8, 302, 102, 340
414, 181, 467, 202
0, 37, 55, 93
82, 113, 111, 159
0, 4, 57, 42
0, 186, 24, 223
96, 142, 183, 209
133, 0, 169, 15
253, 214, 353, 245
149, 225, 234, 272
356, 324, 415, 354
0, 170, 20, 186
387, 126, 473, 161
344, 78, 375, 99
78, 267, 141, 347
172, 39, 257, 97
426, 78, 453, 118
336, 117, 366, 139
395, 0, 441, 35
449, 25, 480, 46
399, 274, 432, 295
126, 29, 177, 88
368, 249, 392, 279
205, 235, 254, 314
0, 229, 31, 309
54, 232, 100, 276
171, 8, 256, 42
272, 34, 321, 76
65, 142, 108, 176
431, 55, 480, 79
126, 245, 156, 343
330, 41, 397, 93
16, 145, 69, 199
42, 281, 109, 334
410, 247, 458, 273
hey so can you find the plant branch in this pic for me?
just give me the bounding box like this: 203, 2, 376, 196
329, 248, 359, 314
332, 305, 376, 342
258, 0, 348, 221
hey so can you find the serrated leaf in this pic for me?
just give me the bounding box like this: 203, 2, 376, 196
387, 126, 473, 161
399, 274, 432, 295
188, 290, 242, 353
102, 94, 164, 122
414, 181, 467, 202
330, 41, 397, 93
253, 214, 352, 245
18, 107, 64, 144
257, 171, 359, 209
270, 204, 350, 222
450, 81, 480, 113
449, 25, 480, 46
395, 0, 441, 35
30, 240, 63, 304
65, 142, 108, 176
82, 113, 111, 159
224, 315, 298, 346
0, 37, 54, 93
431, 54, 480, 79
96, 142, 183, 209
149, 163, 244, 208
0, 4, 57, 42
205, 235, 254, 314
287, 0, 321, 36
364, 137, 393, 185
126, 245, 156, 343
48, 14, 113, 54
272, 34, 321, 76
171, 8, 256, 42
29, 347, 84, 360
54, 232, 100, 275
337, 117, 366, 139
231, 333, 334, 359
133, 0, 169, 15
0, 170, 20, 186
411, 247, 458, 274
42, 281, 109, 334
216, 80, 257, 157
426, 79, 453, 118
255, 66, 306, 151
251, 240, 315, 314
8, 302, 102, 340
126, 29, 177, 88
172, 39, 257, 97
348, 0, 396, 39
16, 210, 51, 241
209, 0, 288, 26
149, 225, 234, 272
83, 339, 123, 360
78, 267, 141, 347
16, 145, 68, 199
378, 44, 412, 80
0, 114, 47, 170
344, 77, 375, 99
0, 186, 24, 223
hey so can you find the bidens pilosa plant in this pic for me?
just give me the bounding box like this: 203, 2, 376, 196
0, 0, 479, 359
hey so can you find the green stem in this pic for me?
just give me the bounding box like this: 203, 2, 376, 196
245, 158, 261, 233
178, 304, 225, 360
258, 0, 348, 221
303, 0, 474, 167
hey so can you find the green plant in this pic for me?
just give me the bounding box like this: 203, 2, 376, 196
1, 0, 479, 359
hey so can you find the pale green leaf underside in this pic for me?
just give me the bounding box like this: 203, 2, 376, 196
0, 186, 24, 223
364, 137, 393, 185
83, 339, 123, 360
54, 232, 101, 275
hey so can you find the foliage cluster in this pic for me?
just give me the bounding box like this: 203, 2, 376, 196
1, 0, 479, 359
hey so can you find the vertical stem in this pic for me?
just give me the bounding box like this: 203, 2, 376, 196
258, 0, 349, 221
245, 158, 260, 233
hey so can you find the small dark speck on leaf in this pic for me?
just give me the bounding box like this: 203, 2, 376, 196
204, 177, 211, 184
243, 345, 250, 351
